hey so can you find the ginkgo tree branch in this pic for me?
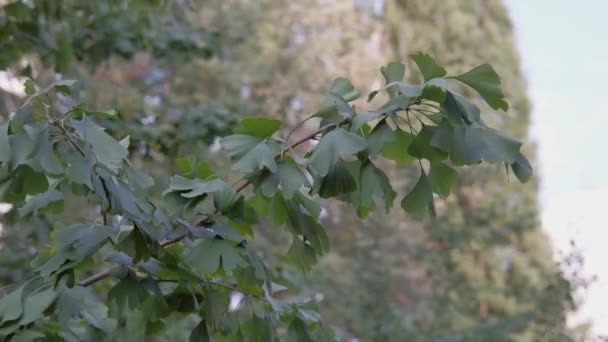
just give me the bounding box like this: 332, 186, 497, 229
79, 124, 328, 288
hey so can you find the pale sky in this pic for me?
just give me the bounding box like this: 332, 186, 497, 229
507, 0, 608, 335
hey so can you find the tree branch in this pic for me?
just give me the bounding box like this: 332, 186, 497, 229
78, 125, 327, 288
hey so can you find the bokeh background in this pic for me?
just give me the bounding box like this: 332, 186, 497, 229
0, 0, 604, 340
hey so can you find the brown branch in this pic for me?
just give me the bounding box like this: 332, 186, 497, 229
79, 126, 326, 288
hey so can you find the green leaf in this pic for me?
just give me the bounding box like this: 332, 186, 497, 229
4, 2, 30, 20
284, 197, 328, 256
452, 64, 509, 111
360, 161, 396, 212
8, 130, 34, 168
165, 175, 226, 198
408, 125, 448, 161
257, 158, 309, 199
377, 94, 410, 114
421, 84, 446, 103
204, 288, 228, 328
190, 319, 210, 342
176, 155, 196, 175
221, 135, 260, 159
197, 161, 216, 179
55, 224, 116, 259
0, 284, 25, 323
401, 170, 434, 215
241, 315, 273, 341
11, 330, 45, 342
66, 157, 93, 188
186, 240, 247, 275
309, 128, 366, 177
428, 161, 457, 197
328, 92, 354, 119
315, 78, 360, 119
24, 126, 63, 175
126, 164, 155, 194
72, 117, 128, 169
442, 91, 480, 124
510, 152, 533, 183
234, 117, 282, 139
288, 238, 318, 273
351, 112, 383, 131
431, 122, 522, 165
381, 62, 405, 97
411, 52, 447, 82
23, 80, 36, 96
108, 273, 150, 310
221, 135, 281, 173
85, 109, 118, 119
398, 83, 424, 98
287, 317, 314, 342
18, 189, 63, 217
381, 62, 405, 84
117, 226, 155, 263
318, 159, 357, 198
328, 77, 360, 102
0, 122, 10, 163
366, 119, 395, 157
17, 288, 56, 326
381, 130, 414, 164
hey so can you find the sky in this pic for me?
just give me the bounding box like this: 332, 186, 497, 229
506, 0, 608, 335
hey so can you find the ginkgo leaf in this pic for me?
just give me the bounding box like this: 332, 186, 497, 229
452, 64, 509, 111
377, 94, 410, 114
381, 130, 414, 165
17, 288, 56, 326
221, 135, 280, 173
66, 157, 93, 188
0, 283, 25, 323
442, 91, 481, 124
234, 117, 282, 139
328, 77, 360, 102
408, 125, 448, 161
359, 161, 396, 212
351, 112, 383, 131
381, 62, 405, 84
401, 170, 434, 215
431, 122, 522, 165
315, 78, 360, 119
165, 175, 226, 198
233, 141, 280, 173
309, 128, 366, 177
328, 92, 354, 119
318, 159, 357, 198
0, 122, 10, 163
288, 238, 318, 273
380, 62, 405, 97
428, 161, 457, 197
186, 240, 247, 275
411, 52, 447, 82
18, 189, 63, 217
257, 158, 309, 199
510, 152, 533, 183
24, 126, 62, 175
366, 119, 396, 157
72, 116, 128, 169
189, 319, 210, 342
